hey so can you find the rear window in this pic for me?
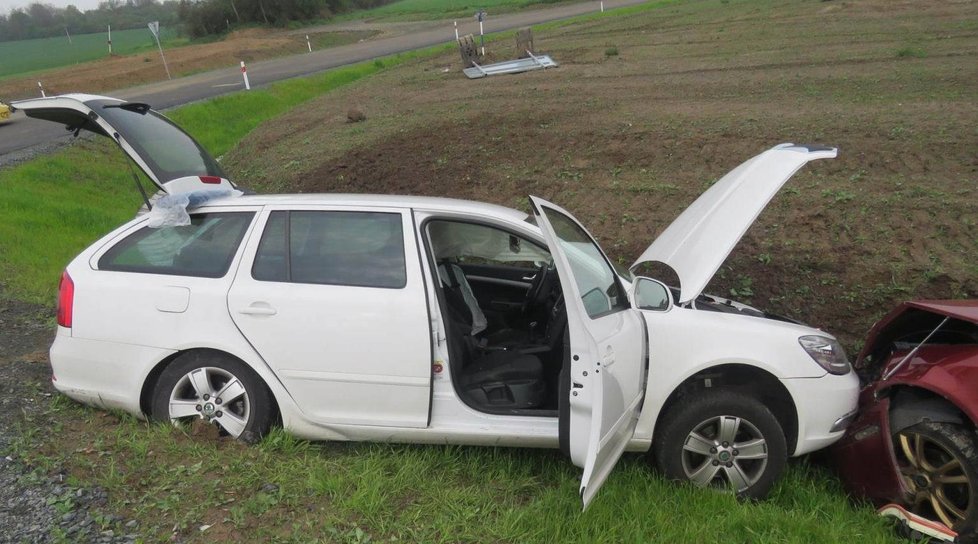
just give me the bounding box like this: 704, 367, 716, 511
100, 213, 254, 278
92, 99, 226, 183
252, 210, 406, 289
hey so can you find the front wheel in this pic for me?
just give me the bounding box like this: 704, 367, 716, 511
653, 389, 787, 500
894, 421, 978, 540
151, 352, 274, 444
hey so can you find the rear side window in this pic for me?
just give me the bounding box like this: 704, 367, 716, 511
252, 210, 406, 289
100, 212, 254, 278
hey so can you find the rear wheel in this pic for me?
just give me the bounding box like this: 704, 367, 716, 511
894, 422, 978, 539
151, 352, 274, 444
654, 390, 787, 500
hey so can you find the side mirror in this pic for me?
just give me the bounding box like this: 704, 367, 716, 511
634, 277, 672, 312
581, 286, 612, 316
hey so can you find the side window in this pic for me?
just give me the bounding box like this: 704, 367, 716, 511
99, 212, 254, 278
545, 210, 628, 319
427, 220, 550, 268
252, 210, 407, 289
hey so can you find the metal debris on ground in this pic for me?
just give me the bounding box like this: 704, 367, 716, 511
459, 27, 557, 79
462, 50, 558, 79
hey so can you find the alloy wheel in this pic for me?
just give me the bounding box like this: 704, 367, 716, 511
897, 429, 972, 529
680, 415, 769, 493
168, 366, 251, 438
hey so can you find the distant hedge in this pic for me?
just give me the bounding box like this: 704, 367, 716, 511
177, 0, 399, 38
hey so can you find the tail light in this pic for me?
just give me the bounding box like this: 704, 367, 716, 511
57, 271, 74, 328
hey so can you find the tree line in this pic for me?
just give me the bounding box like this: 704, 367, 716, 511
0, 0, 400, 43
177, 0, 397, 38
0, 1, 181, 42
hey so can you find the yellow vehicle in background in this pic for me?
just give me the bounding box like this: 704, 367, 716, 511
0, 101, 11, 123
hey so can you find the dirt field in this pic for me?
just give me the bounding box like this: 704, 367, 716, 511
223, 0, 978, 350
0, 27, 380, 100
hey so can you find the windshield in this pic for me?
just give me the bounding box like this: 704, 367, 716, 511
90, 99, 225, 183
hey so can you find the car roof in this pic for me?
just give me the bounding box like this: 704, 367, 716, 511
203, 193, 531, 222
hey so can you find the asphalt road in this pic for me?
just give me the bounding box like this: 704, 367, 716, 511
0, 0, 648, 160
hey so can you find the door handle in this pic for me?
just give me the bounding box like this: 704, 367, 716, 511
239, 303, 277, 316
521, 274, 536, 281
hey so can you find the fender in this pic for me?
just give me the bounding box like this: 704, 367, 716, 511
880, 345, 978, 429
887, 387, 966, 434
829, 396, 908, 503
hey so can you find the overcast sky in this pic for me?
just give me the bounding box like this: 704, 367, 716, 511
1, 0, 103, 14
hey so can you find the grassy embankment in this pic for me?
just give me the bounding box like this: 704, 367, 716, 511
337, 0, 577, 22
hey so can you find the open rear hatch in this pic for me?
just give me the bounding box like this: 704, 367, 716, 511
11, 94, 236, 196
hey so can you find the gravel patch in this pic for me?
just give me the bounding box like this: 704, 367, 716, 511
0, 289, 143, 543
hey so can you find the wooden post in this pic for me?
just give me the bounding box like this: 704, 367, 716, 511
458, 34, 479, 68
515, 27, 534, 59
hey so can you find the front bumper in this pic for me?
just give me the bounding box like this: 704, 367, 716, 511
782, 369, 860, 456
830, 408, 860, 433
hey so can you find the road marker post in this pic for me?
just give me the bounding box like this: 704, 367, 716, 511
107, 24, 112, 55
241, 61, 251, 90
454, 21, 459, 41
306, 35, 312, 52
600, 1, 605, 12
38, 81, 45, 97
475, 9, 487, 56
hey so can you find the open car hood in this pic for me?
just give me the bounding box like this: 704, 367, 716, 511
11, 93, 232, 194
630, 143, 837, 304
856, 300, 978, 367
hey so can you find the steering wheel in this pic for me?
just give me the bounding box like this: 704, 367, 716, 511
522, 262, 552, 315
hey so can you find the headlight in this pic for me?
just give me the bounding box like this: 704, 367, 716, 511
798, 335, 850, 375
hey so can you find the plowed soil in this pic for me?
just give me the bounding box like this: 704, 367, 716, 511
223, 0, 978, 349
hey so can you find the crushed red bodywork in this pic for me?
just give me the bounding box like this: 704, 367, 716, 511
830, 300, 978, 534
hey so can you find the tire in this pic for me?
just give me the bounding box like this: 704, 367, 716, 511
653, 389, 787, 500
151, 351, 275, 444
894, 421, 978, 541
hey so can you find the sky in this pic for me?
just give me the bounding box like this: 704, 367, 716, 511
1, 0, 104, 14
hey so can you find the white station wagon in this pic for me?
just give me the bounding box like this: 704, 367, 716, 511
15, 94, 859, 506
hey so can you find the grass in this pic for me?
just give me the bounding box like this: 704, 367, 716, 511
335, 0, 575, 22
11, 398, 902, 543
0, 26, 184, 81
0, 44, 451, 304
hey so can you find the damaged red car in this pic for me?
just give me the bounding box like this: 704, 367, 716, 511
831, 301, 978, 541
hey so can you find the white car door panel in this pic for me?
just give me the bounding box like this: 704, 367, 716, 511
228, 206, 432, 428
530, 196, 647, 508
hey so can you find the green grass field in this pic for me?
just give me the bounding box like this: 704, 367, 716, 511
339, 0, 569, 22
0, 26, 184, 81
12, 396, 900, 543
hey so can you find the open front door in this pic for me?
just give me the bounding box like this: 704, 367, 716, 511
530, 196, 647, 509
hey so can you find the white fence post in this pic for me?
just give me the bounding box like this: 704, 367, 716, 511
240, 61, 251, 90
